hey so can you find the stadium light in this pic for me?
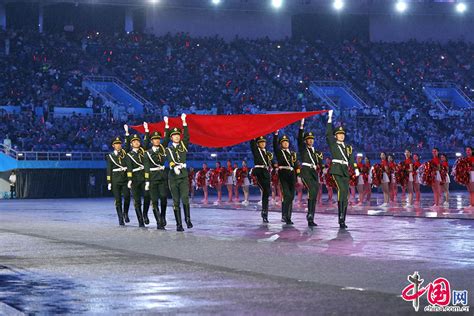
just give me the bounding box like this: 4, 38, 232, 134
149, 0, 159, 4
211, 0, 221, 6
333, 0, 344, 11
271, 0, 283, 9
395, 1, 408, 13
456, 2, 467, 14
455, 152, 462, 157
210, 153, 217, 158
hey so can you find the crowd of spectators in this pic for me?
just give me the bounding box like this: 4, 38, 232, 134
1, 30, 472, 157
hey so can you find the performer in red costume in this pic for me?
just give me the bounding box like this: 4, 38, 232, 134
467, 147, 474, 210
379, 152, 390, 207
430, 148, 442, 208
196, 163, 210, 204
439, 153, 450, 208
364, 157, 372, 204
388, 154, 397, 205
413, 153, 422, 205
225, 160, 234, 203
404, 149, 414, 208
210, 161, 226, 205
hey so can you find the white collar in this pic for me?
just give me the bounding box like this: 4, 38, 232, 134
336, 141, 345, 147
172, 142, 179, 148
132, 148, 139, 153
152, 146, 159, 152
114, 150, 119, 155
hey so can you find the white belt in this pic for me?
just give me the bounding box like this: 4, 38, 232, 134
254, 165, 267, 169
150, 166, 165, 171
278, 166, 294, 171
332, 159, 348, 165
132, 166, 144, 172
302, 162, 317, 169
112, 167, 127, 172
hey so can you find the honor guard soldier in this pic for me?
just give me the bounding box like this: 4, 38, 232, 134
273, 130, 297, 225
165, 114, 192, 232
106, 137, 131, 226
250, 135, 273, 223
326, 110, 359, 229
124, 123, 150, 227
298, 119, 324, 227
144, 124, 169, 230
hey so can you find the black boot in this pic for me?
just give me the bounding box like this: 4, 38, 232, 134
161, 199, 167, 227
123, 199, 130, 223
183, 204, 193, 228
286, 201, 294, 225
338, 201, 347, 229
116, 205, 125, 226
261, 209, 269, 223
307, 199, 317, 227
135, 204, 145, 227
281, 201, 287, 223
152, 206, 164, 230
174, 206, 184, 231
143, 208, 150, 225
342, 200, 348, 229
143, 196, 150, 225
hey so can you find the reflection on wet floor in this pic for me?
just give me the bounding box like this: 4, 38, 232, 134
0, 196, 473, 314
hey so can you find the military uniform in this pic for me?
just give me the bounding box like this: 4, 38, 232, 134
165, 126, 192, 232
144, 130, 169, 229
250, 136, 273, 223
326, 124, 359, 228
298, 129, 324, 226
106, 137, 130, 226
125, 133, 150, 227
273, 134, 297, 225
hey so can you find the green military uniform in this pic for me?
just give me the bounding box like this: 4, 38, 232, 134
125, 133, 150, 227
106, 137, 130, 226
298, 128, 324, 226
250, 136, 273, 223
144, 130, 169, 229
326, 123, 359, 228
165, 126, 192, 232
273, 134, 297, 225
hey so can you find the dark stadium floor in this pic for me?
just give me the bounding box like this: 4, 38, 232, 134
0, 195, 473, 314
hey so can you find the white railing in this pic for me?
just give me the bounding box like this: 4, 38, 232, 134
83, 75, 154, 108
312, 81, 368, 108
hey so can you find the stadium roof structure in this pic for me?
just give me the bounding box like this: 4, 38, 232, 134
2, 0, 471, 15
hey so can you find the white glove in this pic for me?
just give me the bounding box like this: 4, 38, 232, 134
164, 116, 169, 128
124, 124, 129, 136
143, 122, 149, 133
181, 113, 187, 126
328, 110, 333, 123
300, 118, 305, 128
145, 182, 150, 191
174, 166, 181, 175
107, 183, 112, 191
355, 169, 360, 177
274, 130, 279, 135
127, 180, 132, 189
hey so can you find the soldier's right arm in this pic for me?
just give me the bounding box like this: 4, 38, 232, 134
298, 127, 305, 152
162, 127, 170, 147
250, 139, 258, 157
273, 133, 279, 156
124, 124, 130, 152
124, 134, 130, 152
326, 123, 335, 146
106, 155, 112, 184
